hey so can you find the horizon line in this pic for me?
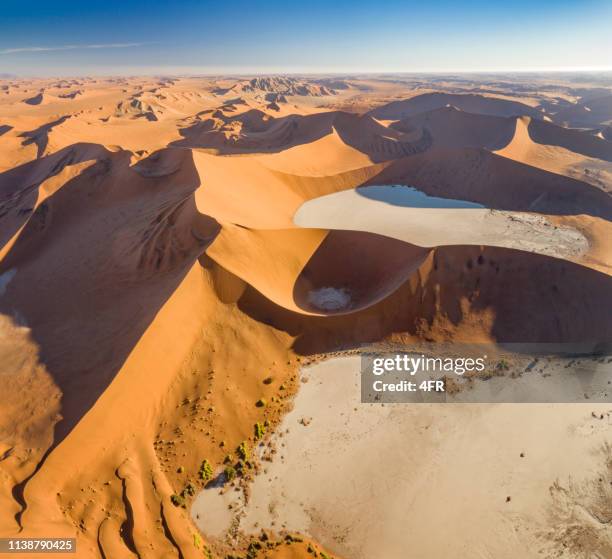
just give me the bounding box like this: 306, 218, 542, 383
3, 66, 612, 79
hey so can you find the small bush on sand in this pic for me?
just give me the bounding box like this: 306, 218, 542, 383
199, 459, 213, 481
254, 422, 266, 440
496, 359, 510, 371
170, 493, 185, 508
237, 441, 250, 461
184, 481, 197, 496
193, 533, 202, 548
224, 465, 237, 482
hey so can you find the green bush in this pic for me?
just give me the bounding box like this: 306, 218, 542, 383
254, 422, 266, 440
199, 459, 213, 481
170, 493, 185, 508
496, 359, 510, 371
224, 465, 237, 482
193, 533, 202, 548
237, 441, 250, 461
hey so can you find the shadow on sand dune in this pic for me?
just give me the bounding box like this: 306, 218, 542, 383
362, 147, 612, 220
170, 109, 432, 162
236, 245, 612, 355
292, 230, 429, 314
0, 148, 219, 522
0, 143, 112, 253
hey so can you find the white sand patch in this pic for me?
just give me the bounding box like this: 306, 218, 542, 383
293, 185, 590, 261
0, 268, 16, 296
307, 287, 351, 311
192, 355, 611, 558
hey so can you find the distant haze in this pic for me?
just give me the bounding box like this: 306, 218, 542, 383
1, 0, 611, 76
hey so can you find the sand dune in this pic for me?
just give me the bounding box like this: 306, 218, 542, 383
390, 104, 517, 150
392, 105, 612, 169
369, 91, 545, 120
173, 108, 431, 161
495, 116, 612, 190
553, 93, 612, 128
0, 74, 611, 559
363, 145, 612, 219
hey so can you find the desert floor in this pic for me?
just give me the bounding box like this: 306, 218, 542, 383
193, 354, 612, 559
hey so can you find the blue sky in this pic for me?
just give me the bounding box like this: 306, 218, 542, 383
1, 0, 611, 75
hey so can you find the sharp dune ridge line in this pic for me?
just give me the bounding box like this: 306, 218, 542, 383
0, 75, 611, 559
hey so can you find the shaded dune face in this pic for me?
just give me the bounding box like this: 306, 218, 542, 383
293, 230, 430, 314
0, 147, 220, 442
206, 226, 429, 316
527, 117, 612, 162
390, 105, 518, 151
235, 244, 612, 354
369, 92, 545, 120
172, 109, 432, 161
364, 145, 612, 219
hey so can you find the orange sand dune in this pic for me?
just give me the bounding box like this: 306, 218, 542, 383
173, 108, 431, 162
495, 116, 612, 190
390, 104, 517, 150
369, 91, 546, 120
0, 75, 611, 559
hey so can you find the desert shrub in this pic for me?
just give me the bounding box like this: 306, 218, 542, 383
254, 422, 266, 440
170, 493, 185, 508
184, 481, 197, 496
224, 465, 237, 482
285, 534, 303, 543
496, 359, 510, 371
199, 459, 213, 481
237, 441, 250, 461
247, 541, 262, 558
